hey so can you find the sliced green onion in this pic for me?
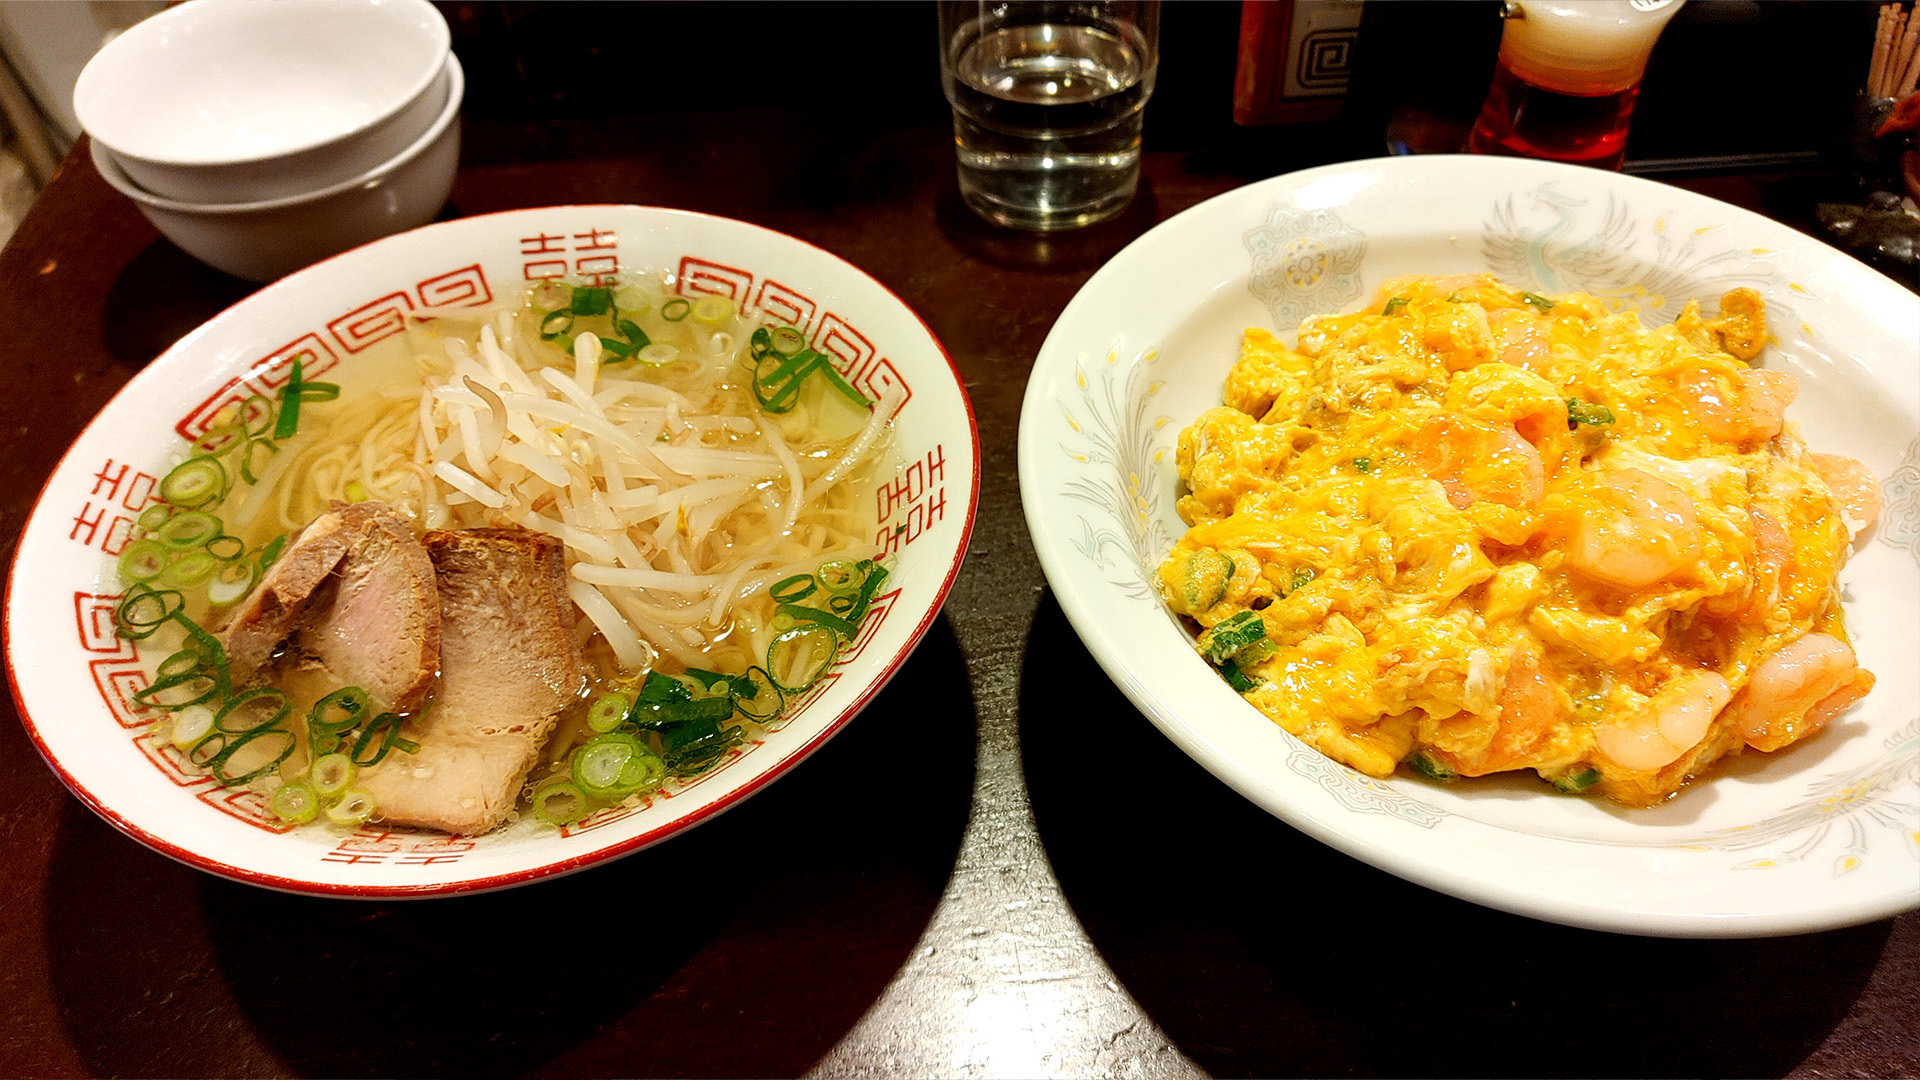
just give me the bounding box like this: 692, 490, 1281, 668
637, 343, 680, 365
769, 574, 818, 603
172, 614, 232, 697
308, 687, 370, 757
1287, 565, 1317, 594
350, 711, 414, 766
156, 648, 205, 680
776, 602, 861, 641
134, 503, 172, 534
616, 318, 650, 348
587, 691, 634, 734
240, 437, 278, 485
634, 670, 692, 706
1407, 752, 1458, 782
238, 394, 276, 438
843, 561, 888, 623
204, 534, 245, 562
256, 533, 288, 573
159, 456, 227, 508
662, 718, 742, 775
1382, 296, 1409, 316
814, 357, 873, 408
730, 666, 783, 722
571, 732, 663, 799
610, 284, 649, 314
816, 560, 862, 593
117, 540, 168, 583
531, 280, 571, 310
1551, 766, 1603, 793
158, 551, 220, 589
216, 687, 290, 733
1181, 549, 1233, 611
191, 423, 246, 458
135, 671, 218, 709
1567, 398, 1615, 429
274, 356, 306, 440
269, 781, 320, 824
210, 727, 296, 786
1522, 292, 1556, 311
539, 309, 576, 339
155, 511, 222, 548
691, 295, 733, 324
532, 781, 588, 826
206, 561, 257, 605
309, 753, 356, 798
660, 297, 692, 322
325, 789, 376, 826
766, 624, 838, 694
114, 585, 183, 640
682, 667, 754, 699
1217, 659, 1257, 692
768, 326, 806, 357
1197, 610, 1268, 664
1352, 456, 1373, 474
569, 286, 612, 316
309, 687, 370, 732
169, 704, 215, 749
644, 696, 736, 728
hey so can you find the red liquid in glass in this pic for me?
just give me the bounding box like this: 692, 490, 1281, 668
1466, 57, 1640, 170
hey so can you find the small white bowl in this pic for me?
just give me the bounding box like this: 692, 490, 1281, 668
74, 0, 450, 204
92, 53, 464, 282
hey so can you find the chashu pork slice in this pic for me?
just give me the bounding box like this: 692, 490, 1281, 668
359, 528, 588, 836
217, 501, 439, 712
292, 503, 440, 713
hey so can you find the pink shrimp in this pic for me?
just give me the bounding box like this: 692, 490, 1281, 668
1489, 307, 1550, 372
1674, 365, 1797, 445
1594, 670, 1733, 772
1563, 467, 1704, 589
1726, 632, 1875, 753
1410, 414, 1545, 510
1809, 452, 1881, 541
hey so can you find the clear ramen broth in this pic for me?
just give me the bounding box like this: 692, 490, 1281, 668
113, 271, 897, 834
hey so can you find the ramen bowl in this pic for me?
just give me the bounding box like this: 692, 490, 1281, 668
73, 0, 451, 204
1020, 155, 1920, 937
90, 52, 464, 283
6, 206, 978, 898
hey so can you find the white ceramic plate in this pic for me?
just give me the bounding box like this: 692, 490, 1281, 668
7, 205, 978, 897
1020, 155, 1920, 937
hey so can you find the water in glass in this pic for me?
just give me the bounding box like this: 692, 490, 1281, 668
948, 22, 1152, 230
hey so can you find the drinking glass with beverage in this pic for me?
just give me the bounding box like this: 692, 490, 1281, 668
938, 1, 1160, 231
1466, 0, 1684, 171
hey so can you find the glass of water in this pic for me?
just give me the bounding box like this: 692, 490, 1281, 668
937, 1, 1160, 231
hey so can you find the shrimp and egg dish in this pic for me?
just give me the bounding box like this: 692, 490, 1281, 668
114, 273, 896, 835
1158, 275, 1879, 806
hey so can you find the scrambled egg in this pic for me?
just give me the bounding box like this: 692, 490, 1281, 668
1157, 275, 1878, 806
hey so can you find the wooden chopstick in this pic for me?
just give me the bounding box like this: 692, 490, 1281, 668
1872, 4, 1892, 97
1888, 4, 1920, 98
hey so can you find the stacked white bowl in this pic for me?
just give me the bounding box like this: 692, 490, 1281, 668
74, 0, 462, 282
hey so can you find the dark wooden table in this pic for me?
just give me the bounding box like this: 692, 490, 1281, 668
1, 116, 1915, 1079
